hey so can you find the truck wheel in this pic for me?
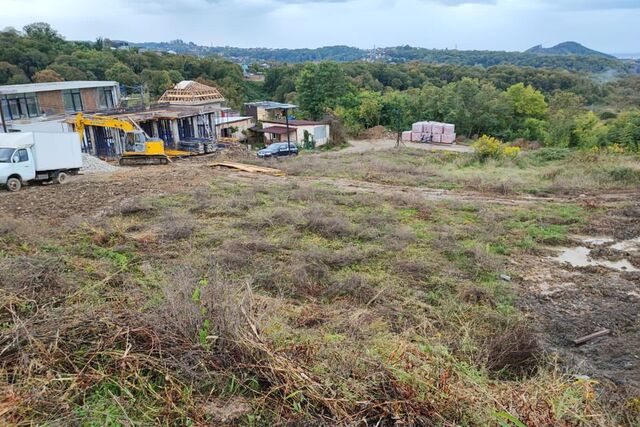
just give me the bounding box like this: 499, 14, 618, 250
6, 177, 22, 192
54, 172, 68, 185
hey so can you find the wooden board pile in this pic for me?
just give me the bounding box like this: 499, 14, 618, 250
402, 121, 456, 144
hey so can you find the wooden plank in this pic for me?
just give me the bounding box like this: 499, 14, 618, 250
573, 329, 611, 346
209, 161, 285, 176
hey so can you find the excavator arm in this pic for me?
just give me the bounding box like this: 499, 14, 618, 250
74, 112, 136, 138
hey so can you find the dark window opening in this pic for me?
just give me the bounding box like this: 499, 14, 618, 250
98, 87, 115, 110
178, 118, 194, 140
1, 93, 40, 120
62, 89, 83, 112
158, 120, 174, 148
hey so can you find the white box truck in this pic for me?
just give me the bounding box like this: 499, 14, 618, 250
0, 132, 83, 192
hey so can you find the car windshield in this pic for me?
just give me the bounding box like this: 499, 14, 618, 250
266, 143, 281, 150
0, 148, 14, 163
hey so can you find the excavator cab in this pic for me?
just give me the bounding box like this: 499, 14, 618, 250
125, 131, 148, 153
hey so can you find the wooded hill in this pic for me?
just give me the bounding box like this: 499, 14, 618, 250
129, 40, 632, 74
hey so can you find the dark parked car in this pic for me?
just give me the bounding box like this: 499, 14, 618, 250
257, 142, 299, 158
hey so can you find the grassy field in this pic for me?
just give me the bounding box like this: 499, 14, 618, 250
262, 147, 640, 196
1, 148, 638, 426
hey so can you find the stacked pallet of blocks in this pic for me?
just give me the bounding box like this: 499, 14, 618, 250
403, 121, 456, 144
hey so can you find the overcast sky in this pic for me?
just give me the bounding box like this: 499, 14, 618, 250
1, 0, 639, 53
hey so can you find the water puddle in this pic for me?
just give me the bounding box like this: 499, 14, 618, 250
552, 246, 639, 272
611, 237, 640, 252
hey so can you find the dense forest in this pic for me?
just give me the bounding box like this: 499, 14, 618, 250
1, 23, 639, 151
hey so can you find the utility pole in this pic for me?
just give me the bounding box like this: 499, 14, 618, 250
284, 107, 291, 152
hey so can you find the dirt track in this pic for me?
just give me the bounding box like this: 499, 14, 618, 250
342, 139, 474, 154
1, 160, 637, 222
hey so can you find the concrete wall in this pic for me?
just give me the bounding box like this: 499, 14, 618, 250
216, 118, 253, 141
294, 124, 330, 146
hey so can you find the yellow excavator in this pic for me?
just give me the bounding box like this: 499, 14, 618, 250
74, 113, 190, 166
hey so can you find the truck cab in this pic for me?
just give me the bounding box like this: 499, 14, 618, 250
0, 146, 36, 192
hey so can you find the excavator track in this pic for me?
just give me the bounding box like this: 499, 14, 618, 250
119, 155, 170, 166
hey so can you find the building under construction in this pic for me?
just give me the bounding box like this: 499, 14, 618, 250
73, 81, 254, 158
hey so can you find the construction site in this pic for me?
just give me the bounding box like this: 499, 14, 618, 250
1, 79, 640, 427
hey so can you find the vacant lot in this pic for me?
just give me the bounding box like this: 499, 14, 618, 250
1, 147, 639, 426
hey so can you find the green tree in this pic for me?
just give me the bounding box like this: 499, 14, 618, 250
168, 70, 184, 84
296, 62, 351, 119
606, 111, 640, 152
504, 83, 548, 139
105, 63, 139, 87
0, 61, 29, 84
573, 111, 605, 149
547, 91, 585, 147
48, 64, 89, 81
505, 83, 548, 119
140, 70, 173, 97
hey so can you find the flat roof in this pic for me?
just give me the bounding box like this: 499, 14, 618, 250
263, 119, 325, 126
245, 101, 298, 110
261, 126, 295, 135
0, 81, 118, 95
214, 116, 253, 126
64, 104, 230, 124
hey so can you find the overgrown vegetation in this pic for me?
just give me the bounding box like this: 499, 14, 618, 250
259, 147, 640, 196
1, 160, 631, 425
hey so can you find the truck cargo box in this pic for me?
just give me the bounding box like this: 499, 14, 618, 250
32, 132, 83, 171
0, 132, 83, 172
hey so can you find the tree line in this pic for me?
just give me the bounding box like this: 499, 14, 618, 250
267, 62, 640, 151
0, 23, 254, 108
1, 23, 638, 151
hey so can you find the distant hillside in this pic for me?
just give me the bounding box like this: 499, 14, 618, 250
129, 40, 629, 74
526, 42, 615, 59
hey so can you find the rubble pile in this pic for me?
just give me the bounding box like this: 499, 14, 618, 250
81, 153, 119, 173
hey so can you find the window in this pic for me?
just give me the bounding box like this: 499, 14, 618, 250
62, 89, 83, 112
17, 149, 29, 162
1, 93, 40, 119
314, 126, 327, 140
98, 87, 114, 109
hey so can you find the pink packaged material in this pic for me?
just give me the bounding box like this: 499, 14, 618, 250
422, 122, 433, 133
431, 123, 444, 134
412, 123, 423, 132
431, 134, 442, 143
411, 132, 422, 142
402, 131, 412, 141
443, 124, 455, 135
441, 133, 456, 144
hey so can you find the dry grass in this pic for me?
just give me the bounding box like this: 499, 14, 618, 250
0, 163, 626, 426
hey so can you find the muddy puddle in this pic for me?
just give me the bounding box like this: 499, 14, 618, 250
550, 236, 640, 272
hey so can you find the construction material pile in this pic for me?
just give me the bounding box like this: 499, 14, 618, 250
402, 121, 456, 144
81, 153, 119, 174
179, 138, 217, 154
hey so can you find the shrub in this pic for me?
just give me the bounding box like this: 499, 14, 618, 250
473, 135, 521, 161
609, 166, 640, 184
528, 147, 570, 163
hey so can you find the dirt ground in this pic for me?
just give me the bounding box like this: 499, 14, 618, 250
343, 138, 474, 154
1, 149, 639, 405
